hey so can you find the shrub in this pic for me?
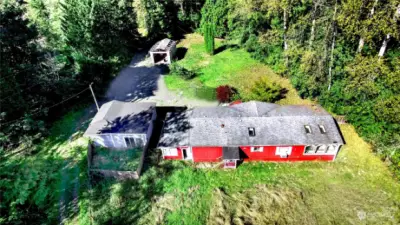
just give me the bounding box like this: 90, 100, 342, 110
216, 85, 236, 103
169, 63, 197, 79
204, 22, 215, 55
245, 77, 286, 102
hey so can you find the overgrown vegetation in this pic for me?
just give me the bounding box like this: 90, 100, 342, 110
197, 0, 400, 176
243, 77, 286, 102
2, 0, 400, 223
169, 63, 198, 80
92, 148, 143, 171
0, 108, 91, 224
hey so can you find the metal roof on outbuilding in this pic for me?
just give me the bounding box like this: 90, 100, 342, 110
149, 38, 176, 53
84, 100, 156, 135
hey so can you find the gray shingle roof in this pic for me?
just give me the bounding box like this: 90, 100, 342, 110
84, 100, 156, 135
158, 101, 344, 147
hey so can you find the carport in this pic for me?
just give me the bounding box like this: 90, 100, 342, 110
149, 38, 177, 65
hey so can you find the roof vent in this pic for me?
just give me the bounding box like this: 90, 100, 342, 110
304, 125, 312, 134
248, 127, 256, 137
221, 124, 225, 128
318, 125, 326, 134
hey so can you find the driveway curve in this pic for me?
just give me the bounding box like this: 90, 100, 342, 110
106, 52, 217, 107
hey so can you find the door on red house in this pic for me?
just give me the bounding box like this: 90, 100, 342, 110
181, 147, 193, 160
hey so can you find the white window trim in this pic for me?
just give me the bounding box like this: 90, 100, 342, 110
304, 145, 337, 155
304, 125, 312, 134
318, 125, 326, 134
251, 146, 264, 152
162, 148, 178, 157
124, 136, 136, 148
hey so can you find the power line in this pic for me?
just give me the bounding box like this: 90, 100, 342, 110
0, 83, 42, 102
0, 87, 90, 126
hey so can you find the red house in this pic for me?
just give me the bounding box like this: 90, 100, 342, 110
158, 101, 344, 168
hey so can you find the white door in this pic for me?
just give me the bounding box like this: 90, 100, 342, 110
181, 147, 193, 160
276, 146, 292, 158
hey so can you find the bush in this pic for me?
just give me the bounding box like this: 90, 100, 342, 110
204, 23, 215, 55
216, 85, 236, 103
245, 77, 286, 102
169, 63, 197, 79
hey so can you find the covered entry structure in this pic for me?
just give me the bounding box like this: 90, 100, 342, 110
149, 38, 177, 65
223, 147, 240, 168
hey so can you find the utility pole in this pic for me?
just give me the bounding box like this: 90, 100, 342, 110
89, 82, 99, 111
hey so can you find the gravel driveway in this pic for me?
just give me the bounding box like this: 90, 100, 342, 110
105, 52, 217, 107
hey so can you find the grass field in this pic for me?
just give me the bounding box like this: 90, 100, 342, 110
165, 34, 313, 105
90, 34, 400, 224
3, 34, 399, 224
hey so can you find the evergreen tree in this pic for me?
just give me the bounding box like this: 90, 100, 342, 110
140, 0, 178, 40
204, 22, 215, 55
199, 0, 229, 38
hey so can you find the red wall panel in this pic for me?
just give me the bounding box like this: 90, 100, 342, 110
163, 148, 182, 160
240, 145, 335, 162
164, 146, 335, 162
192, 146, 223, 162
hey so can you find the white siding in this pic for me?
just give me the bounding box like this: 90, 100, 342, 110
90, 133, 147, 149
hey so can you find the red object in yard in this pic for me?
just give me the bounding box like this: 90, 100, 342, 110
229, 100, 242, 106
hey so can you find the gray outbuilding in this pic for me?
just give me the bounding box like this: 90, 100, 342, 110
84, 100, 157, 149
149, 38, 177, 65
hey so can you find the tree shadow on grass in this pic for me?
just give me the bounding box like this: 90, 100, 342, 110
214, 44, 239, 55
175, 47, 188, 61
278, 88, 289, 101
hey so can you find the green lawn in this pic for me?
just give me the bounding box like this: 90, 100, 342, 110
165, 34, 313, 105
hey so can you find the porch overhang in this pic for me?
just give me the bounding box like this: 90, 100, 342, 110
222, 147, 240, 160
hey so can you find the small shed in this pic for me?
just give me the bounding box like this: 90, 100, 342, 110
84, 100, 157, 149
149, 38, 177, 65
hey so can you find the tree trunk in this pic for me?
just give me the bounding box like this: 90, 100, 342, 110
357, 38, 364, 53
283, 8, 288, 51
283, 7, 289, 68
180, 1, 185, 16
378, 34, 390, 58
357, 0, 379, 53
309, 4, 317, 49
328, 0, 338, 91
378, 4, 400, 58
